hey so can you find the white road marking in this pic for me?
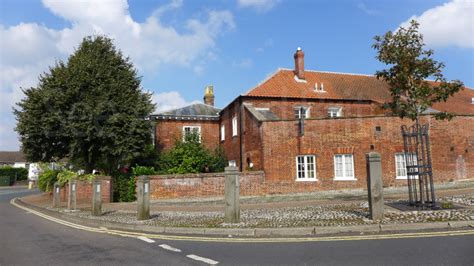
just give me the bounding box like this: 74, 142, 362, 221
159, 244, 182, 252
186, 254, 219, 265
137, 236, 155, 243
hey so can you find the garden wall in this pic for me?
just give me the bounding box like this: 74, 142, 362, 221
148, 171, 353, 199
60, 176, 112, 203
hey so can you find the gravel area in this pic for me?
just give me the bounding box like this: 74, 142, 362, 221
438, 194, 474, 206
59, 199, 474, 228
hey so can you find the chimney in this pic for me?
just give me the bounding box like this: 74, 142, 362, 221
294, 47, 305, 80
203, 85, 215, 106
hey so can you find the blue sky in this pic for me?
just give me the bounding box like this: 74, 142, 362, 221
0, 0, 473, 151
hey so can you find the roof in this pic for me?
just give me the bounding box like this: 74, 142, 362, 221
244, 104, 280, 121
432, 88, 474, 115
0, 151, 26, 163
244, 68, 474, 115
152, 103, 221, 121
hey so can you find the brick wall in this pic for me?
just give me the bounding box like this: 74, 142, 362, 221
219, 100, 242, 167
155, 120, 220, 151
148, 171, 342, 199
218, 97, 386, 171
242, 107, 264, 171
148, 171, 265, 199
60, 176, 112, 203
260, 115, 474, 190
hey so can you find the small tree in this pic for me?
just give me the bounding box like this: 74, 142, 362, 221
373, 20, 463, 122
15, 36, 155, 174
373, 20, 464, 207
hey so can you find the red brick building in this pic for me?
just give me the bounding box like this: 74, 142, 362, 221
153, 48, 474, 192
152, 86, 221, 152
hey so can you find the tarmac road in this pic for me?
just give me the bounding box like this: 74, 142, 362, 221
1, 188, 474, 266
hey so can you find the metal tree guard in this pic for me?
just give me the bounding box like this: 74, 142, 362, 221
401, 122, 436, 208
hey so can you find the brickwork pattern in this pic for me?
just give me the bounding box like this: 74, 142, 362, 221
155, 120, 220, 151
261, 116, 473, 190
60, 176, 112, 203
148, 171, 264, 199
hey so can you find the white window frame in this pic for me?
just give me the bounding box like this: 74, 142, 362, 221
295, 155, 317, 181
232, 115, 238, 137
220, 124, 225, 141
182, 126, 201, 142
334, 154, 356, 180
294, 106, 310, 119
328, 107, 342, 118
395, 153, 419, 179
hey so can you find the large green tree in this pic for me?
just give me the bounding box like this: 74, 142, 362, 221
373, 20, 463, 122
15, 35, 155, 173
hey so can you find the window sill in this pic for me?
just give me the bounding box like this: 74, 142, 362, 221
396, 176, 419, 180
295, 178, 318, 182
334, 177, 357, 181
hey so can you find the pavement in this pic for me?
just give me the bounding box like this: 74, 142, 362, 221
13, 179, 474, 238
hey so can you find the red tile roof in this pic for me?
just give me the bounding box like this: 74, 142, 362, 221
244, 69, 474, 115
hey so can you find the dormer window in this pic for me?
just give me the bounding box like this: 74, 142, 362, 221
314, 82, 326, 93
294, 106, 310, 119
328, 107, 342, 118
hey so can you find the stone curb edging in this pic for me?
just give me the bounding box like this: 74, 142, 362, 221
15, 198, 474, 238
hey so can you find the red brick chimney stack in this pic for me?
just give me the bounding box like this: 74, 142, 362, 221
294, 47, 305, 80
203, 85, 215, 106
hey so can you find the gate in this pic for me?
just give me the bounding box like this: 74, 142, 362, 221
401, 122, 436, 208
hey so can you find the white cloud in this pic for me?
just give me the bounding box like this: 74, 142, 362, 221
357, 2, 381, 16
256, 38, 273, 52
233, 58, 253, 68
238, 0, 281, 13
0, 0, 234, 150
401, 0, 473, 48
152, 91, 200, 112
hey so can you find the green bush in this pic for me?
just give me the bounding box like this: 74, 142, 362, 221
38, 170, 60, 192
132, 165, 157, 176
57, 170, 95, 186
158, 132, 227, 174
127, 176, 137, 202
57, 170, 77, 186
112, 172, 136, 202
0, 166, 28, 182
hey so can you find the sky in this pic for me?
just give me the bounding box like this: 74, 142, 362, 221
0, 0, 473, 151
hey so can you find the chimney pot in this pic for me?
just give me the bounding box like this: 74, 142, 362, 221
294, 48, 305, 80
204, 85, 215, 106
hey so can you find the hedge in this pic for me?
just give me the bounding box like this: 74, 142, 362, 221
0, 166, 28, 184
